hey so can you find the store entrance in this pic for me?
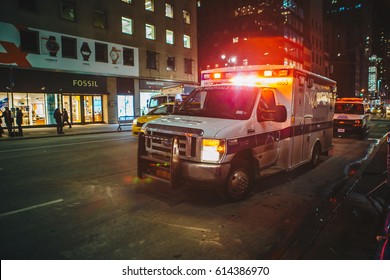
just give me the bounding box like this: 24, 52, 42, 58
63, 95, 103, 124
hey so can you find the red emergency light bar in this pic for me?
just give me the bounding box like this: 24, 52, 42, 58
202, 69, 291, 81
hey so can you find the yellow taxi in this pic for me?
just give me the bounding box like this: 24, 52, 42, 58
132, 102, 175, 136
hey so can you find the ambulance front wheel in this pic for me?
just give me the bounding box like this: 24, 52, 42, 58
218, 159, 253, 202
310, 142, 321, 168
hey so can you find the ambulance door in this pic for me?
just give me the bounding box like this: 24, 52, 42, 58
301, 87, 315, 161
290, 85, 305, 166
253, 89, 281, 169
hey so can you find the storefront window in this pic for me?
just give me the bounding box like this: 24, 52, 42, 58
13, 93, 29, 125
93, 96, 102, 122
84, 96, 93, 122
63, 95, 71, 113
72, 96, 81, 123
46, 93, 59, 125
30, 93, 46, 125
117, 95, 134, 117
0, 93, 9, 111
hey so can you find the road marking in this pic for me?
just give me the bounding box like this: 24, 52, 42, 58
0, 137, 130, 153
0, 199, 64, 218
158, 221, 212, 232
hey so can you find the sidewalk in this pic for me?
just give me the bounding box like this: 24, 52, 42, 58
297, 136, 390, 259
0, 123, 131, 140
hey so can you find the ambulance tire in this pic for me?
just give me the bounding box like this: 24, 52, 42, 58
310, 142, 321, 168
219, 159, 253, 202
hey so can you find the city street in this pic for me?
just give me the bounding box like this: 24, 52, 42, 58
0, 119, 389, 260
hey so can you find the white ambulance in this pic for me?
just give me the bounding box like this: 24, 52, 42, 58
147, 84, 197, 113
137, 65, 337, 201
333, 97, 370, 139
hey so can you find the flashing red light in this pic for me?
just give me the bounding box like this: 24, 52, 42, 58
213, 73, 222, 79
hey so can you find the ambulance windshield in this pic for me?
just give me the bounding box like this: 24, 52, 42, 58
335, 103, 364, 115
173, 85, 257, 120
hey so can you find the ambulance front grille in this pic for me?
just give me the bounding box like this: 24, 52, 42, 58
143, 125, 203, 160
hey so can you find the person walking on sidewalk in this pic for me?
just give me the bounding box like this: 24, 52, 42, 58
62, 108, 71, 128
53, 108, 64, 135
2, 107, 13, 136
16, 107, 23, 136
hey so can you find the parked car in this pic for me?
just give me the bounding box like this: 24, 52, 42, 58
132, 102, 175, 136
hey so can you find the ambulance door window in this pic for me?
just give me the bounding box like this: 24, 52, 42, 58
258, 89, 276, 120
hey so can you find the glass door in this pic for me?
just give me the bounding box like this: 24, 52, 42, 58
71, 96, 82, 123
93, 96, 103, 122
84, 96, 93, 123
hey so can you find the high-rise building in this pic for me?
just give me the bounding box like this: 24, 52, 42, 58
0, 0, 198, 126
323, 0, 373, 98
197, 0, 326, 75
372, 0, 390, 101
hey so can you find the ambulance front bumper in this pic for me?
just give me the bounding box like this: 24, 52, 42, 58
180, 160, 231, 186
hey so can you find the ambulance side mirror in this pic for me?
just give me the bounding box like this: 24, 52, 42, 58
257, 104, 287, 122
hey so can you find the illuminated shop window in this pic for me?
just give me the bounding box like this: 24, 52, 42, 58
166, 30, 174, 44
122, 17, 133, 35
183, 35, 191, 48
146, 24, 156, 40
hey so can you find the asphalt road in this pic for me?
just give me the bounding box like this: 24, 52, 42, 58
0, 120, 389, 260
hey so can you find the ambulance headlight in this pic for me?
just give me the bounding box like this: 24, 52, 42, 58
201, 139, 226, 162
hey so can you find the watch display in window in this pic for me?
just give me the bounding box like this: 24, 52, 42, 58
46, 36, 60, 57
80, 42, 92, 61
110, 47, 120, 64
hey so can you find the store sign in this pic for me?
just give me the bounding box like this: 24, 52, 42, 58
72, 79, 99, 88
0, 22, 139, 77
139, 79, 178, 90
0, 67, 107, 93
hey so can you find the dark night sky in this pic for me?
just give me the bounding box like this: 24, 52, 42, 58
375, 0, 390, 31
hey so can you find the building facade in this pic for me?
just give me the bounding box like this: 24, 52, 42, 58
0, 0, 198, 126
197, 0, 327, 76
323, 0, 373, 98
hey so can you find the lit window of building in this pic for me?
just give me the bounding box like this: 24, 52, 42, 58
183, 10, 190, 24
165, 3, 173, 18
183, 35, 191, 48
145, 0, 154, 12
146, 24, 155, 40
121, 17, 133, 35
166, 30, 174, 44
